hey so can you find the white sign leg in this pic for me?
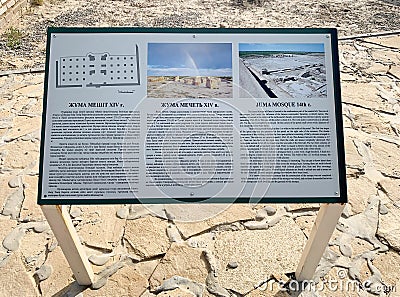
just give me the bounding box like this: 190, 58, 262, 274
295, 203, 345, 281
41, 205, 94, 285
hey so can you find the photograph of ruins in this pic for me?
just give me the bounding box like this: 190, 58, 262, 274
147, 43, 233, 98
239, 43, 327, 99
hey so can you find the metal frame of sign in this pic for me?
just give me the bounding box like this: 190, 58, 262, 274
38, 27, 347, 205
37, 27, 348, 287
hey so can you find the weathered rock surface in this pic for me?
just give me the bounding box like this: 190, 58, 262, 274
212, 217, 306, 294
174, 204, 255, 238
294, 215, 316, 238
346, 176, 377, 214
1, 138, 39, 170
372, 251, 400, 287
74, 205, 126, 251
84, 265, 148, 297
124, 216, 170, 259
4, 116, 42, 142
39, 246, 74, 297
157, 288, 195, 297
0, 251, 39, 296
377, 204, 400, 251
149, 243, 208, 291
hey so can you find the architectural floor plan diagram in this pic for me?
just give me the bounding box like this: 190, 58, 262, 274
56, 45, 140, 88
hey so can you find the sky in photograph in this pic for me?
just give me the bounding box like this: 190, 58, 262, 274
239, 43, 325, 53
148, 43, 232, 77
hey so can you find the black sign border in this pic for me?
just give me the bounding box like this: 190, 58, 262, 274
38, 27, 347, 205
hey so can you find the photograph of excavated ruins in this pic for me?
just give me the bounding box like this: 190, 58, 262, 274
147, 43, 233, 98
239, 43, 327, 99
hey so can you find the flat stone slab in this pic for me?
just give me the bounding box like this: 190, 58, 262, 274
1, 139, 39, 169
19, 230, 48, 269
39, 246, 74, 297
212, 217, 306, 294
365, 35, 400, 49
174, 204, 255, 238
346, 176, 378, 214
377, 204, 400, 251
0, 172, 20, 217
5, 116, 42, 142
149, 243, 209, 291
372, 250, 400, 287
74, 205, 125, 251
14, 83, 43, 98
124, 216, 170, 259
0, 251, 39, 296
370, 139, 400, 178
341, 82, 383, 110
83, 265, 148, 297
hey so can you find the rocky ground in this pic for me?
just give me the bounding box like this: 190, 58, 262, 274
147, 79, 233, 98
1, 0, 400, 296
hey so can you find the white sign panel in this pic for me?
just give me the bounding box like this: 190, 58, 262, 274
38, 28, 347, 204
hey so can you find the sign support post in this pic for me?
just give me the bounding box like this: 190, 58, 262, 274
41, 205, 94, 285
295, 203, 345, 281
39, 203, 344, 286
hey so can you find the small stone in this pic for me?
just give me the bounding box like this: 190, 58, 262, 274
379, 204, 389, 215
213, 217, 306, 294
1, 187, 25, 219
32, 222, 49, 233
339, 243, 353, 257
255, 206, 277, 220
35, 264, 53, 281
166, 224, 183, 243
8, 176, 21, 188
116, 207, 128, 219
15, 84, 43, 98
76, 205, 125, 251
48, 240, 57, 252
88, 253, 112, 266
84, 264, 147, 297
69, 209, 81, 218
227, 261, 238, 269
2, 227, 26, 251
244, 220, 268, 230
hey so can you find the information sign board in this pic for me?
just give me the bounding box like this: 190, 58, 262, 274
38, 28, 347, 204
